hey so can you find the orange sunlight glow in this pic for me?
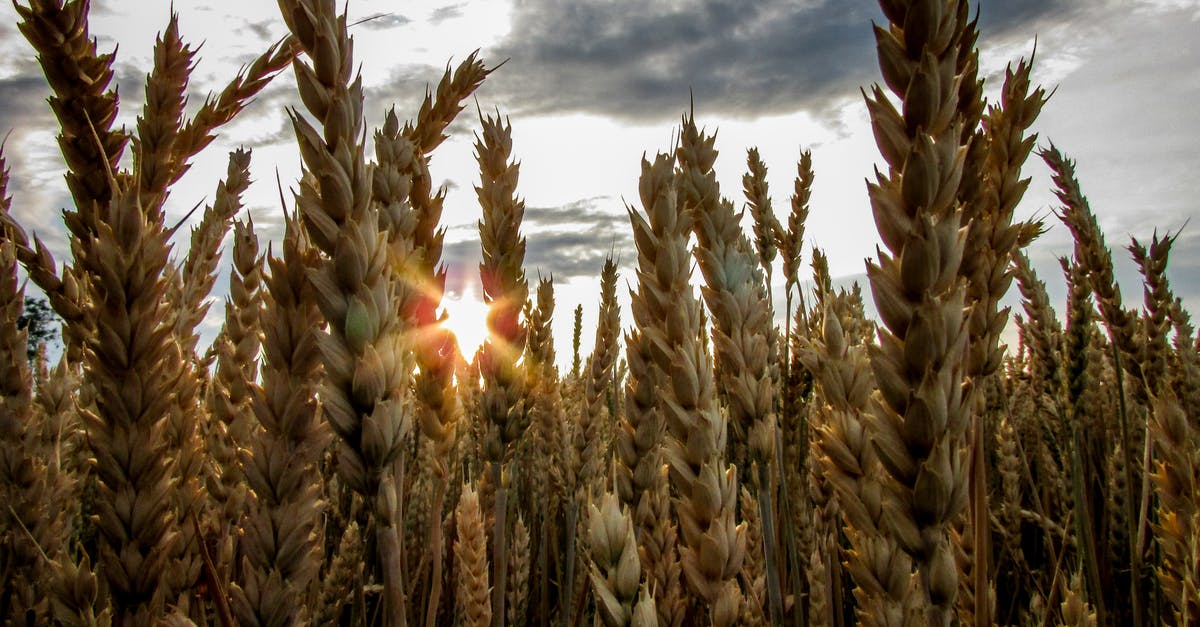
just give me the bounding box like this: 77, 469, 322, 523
439, 284, 492, 360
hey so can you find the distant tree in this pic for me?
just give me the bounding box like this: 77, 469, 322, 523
17, 295, 60, 362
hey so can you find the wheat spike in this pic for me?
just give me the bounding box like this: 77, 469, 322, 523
75, 179, 183, 622
167, 149, 253, 355
588, 493, 648, 627
474, 110, 531, 626
1043, 145, 1145, 400
507, 512, 532, 626
277, 1, 413, 622
230, 213, 329, 626
133, 12, 194, 213
526, 276, 566, 516
620, 153, 688, 625
576, 256, 621, 498
407, 51, 491, 155
799, 303, 923, 627
1149, 392, 1200, 623
456, 485, 493, 627
1129, 231, 1177, 397
677, 115, 781, 620
743, 147, 781, 297
1, 240, 70, 623
624, 125, 744, 611
862, 1, 980, 621
15, 0, 126, 226
173, 36, 299, 180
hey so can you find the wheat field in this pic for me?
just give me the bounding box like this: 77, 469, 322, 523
1, 0, 1197, 626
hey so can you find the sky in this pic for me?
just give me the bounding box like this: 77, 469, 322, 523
1, 0, 1198, 368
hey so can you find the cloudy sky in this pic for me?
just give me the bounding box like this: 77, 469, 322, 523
1, 0, 1198, 365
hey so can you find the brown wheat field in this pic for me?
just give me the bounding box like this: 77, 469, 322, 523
1, 1, 1198, 626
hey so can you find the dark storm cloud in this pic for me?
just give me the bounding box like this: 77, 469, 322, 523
481, 0, 1079, 122
0, 74, 49, 129
440, 196, 634, 283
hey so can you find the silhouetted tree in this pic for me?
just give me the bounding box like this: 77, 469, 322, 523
17, 295, 60, 362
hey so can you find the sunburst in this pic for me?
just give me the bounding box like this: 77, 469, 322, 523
439, 283, 491, 360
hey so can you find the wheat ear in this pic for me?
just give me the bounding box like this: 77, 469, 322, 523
800, 303, 923, 627
277, 1, 413, 623
204, 218, 265, 533
863, 1, 977, 621
677, 116, 780, 621
589, 492, 650, 627
15, 0, 126, 223
76, 176, 182, 621
1149, 392, 1200, 623
371, 109, 464, 626
743, 147, 781, 305
1, 240, 71, 623
132, 12, 194, 213
624, 126, 741, 620
1128, 232, 1176, 398
526, 275, 566, 518
473, 110, 532, 626
174, 36, 299, 180
167, 149, 253, 354
12, 0, 122, 358
408, 51, 491, 155
507, 512, 532, 626
456, 484, 493, 627
1042, 146, 1145, 398
620, 153, 685, 626
576, 256, 621, 497
229, 212, 329, 626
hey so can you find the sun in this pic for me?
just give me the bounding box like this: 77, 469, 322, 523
439, 284, 492, 360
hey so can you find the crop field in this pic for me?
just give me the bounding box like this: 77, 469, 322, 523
0, 0, 1197, 626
